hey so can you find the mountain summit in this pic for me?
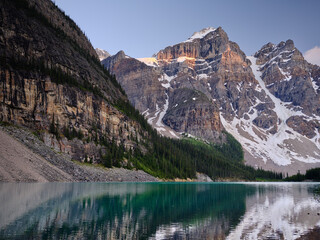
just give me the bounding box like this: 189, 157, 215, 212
184, 27, 217, 42
95, 48, 110, 61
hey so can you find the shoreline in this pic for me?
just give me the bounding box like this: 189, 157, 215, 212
1, 125, 318, 184
0, 125, 158, 183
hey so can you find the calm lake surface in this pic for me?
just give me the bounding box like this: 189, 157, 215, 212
0, 182, 319, 240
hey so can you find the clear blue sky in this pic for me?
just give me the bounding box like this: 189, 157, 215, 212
54, 0, 320, 58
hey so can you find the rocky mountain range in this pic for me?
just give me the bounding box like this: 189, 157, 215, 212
101, 27, 320, 175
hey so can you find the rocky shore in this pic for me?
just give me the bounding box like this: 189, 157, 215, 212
0, 125, 158, 182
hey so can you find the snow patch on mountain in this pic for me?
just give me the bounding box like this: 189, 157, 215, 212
137, 57, 159, 67
311, 77, 319, 92
184, 27, 216, 43
142, 73, 179, 139
159, 73, 176, 83
278, 66, 292, 82
95, 48, 110, 61
156, 93, 169, 128
158, 73, 176, 89
198, 73, 208, 80
221, 56, 320, 167
261, 49, 295, 68
176, 56, 195, 62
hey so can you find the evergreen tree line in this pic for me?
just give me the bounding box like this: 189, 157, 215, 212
111, 99, 283, 180
285, 168, 320, 182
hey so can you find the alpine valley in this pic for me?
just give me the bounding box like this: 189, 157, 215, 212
0, 0, 317, 182
102, 27, 320, 176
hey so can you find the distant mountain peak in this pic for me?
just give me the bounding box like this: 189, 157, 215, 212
95, 48, 110, 61
256, 39, 295, 58
184, 27, 216, 43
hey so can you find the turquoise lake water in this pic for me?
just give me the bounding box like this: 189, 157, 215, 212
0, 182, 319, 239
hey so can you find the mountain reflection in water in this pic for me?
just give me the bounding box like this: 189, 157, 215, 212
0, 182, 319, 240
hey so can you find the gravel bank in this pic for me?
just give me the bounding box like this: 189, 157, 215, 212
0, 126, 159, 182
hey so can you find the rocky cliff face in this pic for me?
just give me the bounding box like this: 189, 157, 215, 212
102, 27, 320, 174
224, 41, 320, 175
103, 52, 166, 115
103, 27, 268, 144
0, 0, 146, 163
254, 40, 320, 140
163, 88, 222, 142
102, 51, 178, 138
255, 40, 320, 116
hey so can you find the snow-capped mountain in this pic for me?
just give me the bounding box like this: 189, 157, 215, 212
101, 27, 320, 175
95, 48, 110, 61
184, 27, 216, 43
225, 41, 320, 175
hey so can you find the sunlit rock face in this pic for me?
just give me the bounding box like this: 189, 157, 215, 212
102, 27, 320, 174
102, 27, 259, 143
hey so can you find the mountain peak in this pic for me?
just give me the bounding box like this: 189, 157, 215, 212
184, 27, 216, 43
95, 48, 110, 61
285, 39, 295, 49
254, 39, 297, 61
